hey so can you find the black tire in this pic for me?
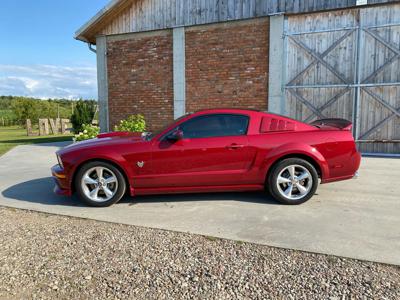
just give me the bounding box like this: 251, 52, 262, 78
267, 158, 318, 205
75, 161, 126, 207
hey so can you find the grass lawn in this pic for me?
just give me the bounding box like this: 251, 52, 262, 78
0, 126, 73, 156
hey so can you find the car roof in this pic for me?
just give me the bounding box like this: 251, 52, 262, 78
192, 108, 262, 115
190, 108, 309, 126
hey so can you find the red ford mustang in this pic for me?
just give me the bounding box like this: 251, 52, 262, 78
52, 109, 361, 207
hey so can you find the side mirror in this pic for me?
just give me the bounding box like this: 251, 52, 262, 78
167, 129, 184, 141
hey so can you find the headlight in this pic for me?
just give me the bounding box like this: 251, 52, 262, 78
57, 154, 64, 168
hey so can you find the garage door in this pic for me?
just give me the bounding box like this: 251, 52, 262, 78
284, 4, 400, 154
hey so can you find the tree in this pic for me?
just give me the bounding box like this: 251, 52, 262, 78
70, 100, 96, 133
3, 96, 94, 127
11, 98, 40, 125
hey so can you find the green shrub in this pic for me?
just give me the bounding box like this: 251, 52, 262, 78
74, 124, 100, 142
114, 114, 146, 132
70, 100, 96, 133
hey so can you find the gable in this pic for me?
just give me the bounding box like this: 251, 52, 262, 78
76, 0, 399, 44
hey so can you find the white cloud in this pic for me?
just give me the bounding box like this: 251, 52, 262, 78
0, 64, 97, 100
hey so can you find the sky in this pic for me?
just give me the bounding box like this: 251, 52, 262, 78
0, 0, 110, 100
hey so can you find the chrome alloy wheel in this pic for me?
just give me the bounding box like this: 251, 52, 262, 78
276, 164, 313, 201
81, 167, 118, 202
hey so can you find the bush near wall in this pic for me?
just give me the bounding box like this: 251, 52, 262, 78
74, 124, 100, 142
114, 114, 146, 132
74, 114, 147, 143
70, 100, 97, 133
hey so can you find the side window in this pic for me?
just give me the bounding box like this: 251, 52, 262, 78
179, 114, 249, 139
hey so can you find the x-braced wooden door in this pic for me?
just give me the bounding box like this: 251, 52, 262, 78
284, 4, 400, 154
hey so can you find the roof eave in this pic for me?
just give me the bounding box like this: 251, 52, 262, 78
74, 34, 91, 43
74, 0, 130, 44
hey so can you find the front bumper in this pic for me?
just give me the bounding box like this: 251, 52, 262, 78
51, 164, 72, 196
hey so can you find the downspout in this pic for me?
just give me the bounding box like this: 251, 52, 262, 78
88, 42, 97, 125
88, 43, 97, 54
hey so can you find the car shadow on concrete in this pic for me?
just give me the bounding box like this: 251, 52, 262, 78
126, 192, 278, 206
2, 177, 278, 207
1, 177, 84, 207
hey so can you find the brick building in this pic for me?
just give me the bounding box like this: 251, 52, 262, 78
76, 0, 400, 154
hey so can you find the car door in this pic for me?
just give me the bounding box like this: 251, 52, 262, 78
148, 114, 254, 188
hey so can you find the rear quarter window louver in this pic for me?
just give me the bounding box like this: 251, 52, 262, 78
260, 117, 296, 133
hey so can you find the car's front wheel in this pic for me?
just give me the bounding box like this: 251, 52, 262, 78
75, 161, 126, 207
268, 158, 318, 205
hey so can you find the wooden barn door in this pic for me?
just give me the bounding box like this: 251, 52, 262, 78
356, 6, 400, 153
284, 4, 400, 154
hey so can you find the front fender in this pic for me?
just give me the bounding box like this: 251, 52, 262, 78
64, 149, 134, 194
261, 143, 330, 180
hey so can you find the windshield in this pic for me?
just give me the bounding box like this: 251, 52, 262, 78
144, 114, 190, 141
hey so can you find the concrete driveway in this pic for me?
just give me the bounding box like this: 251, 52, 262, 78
0, 142, 399, 265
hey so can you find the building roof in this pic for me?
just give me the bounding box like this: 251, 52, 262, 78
75, 0, 397, 44
75, 0, 131, 43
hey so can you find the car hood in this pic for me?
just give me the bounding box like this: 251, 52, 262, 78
59, 131, 144, 154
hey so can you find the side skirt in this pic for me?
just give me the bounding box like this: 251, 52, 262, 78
133, 184, 265, 196
321, 174, 355, 184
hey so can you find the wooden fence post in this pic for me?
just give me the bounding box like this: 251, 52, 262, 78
26, 119, 33, 136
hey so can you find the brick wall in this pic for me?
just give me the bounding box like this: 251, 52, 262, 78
185, 18, 269, 113
107, 31, 174, 132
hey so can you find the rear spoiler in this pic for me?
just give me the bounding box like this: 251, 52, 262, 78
310, 118, 352, 131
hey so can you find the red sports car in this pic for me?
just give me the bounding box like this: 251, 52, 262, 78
52, 109, 361, 207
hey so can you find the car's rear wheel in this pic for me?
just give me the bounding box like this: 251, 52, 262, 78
75, 161, 126, 207
268, 158, 318, 205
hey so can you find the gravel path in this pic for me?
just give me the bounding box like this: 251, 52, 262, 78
0, 207, 399, 299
